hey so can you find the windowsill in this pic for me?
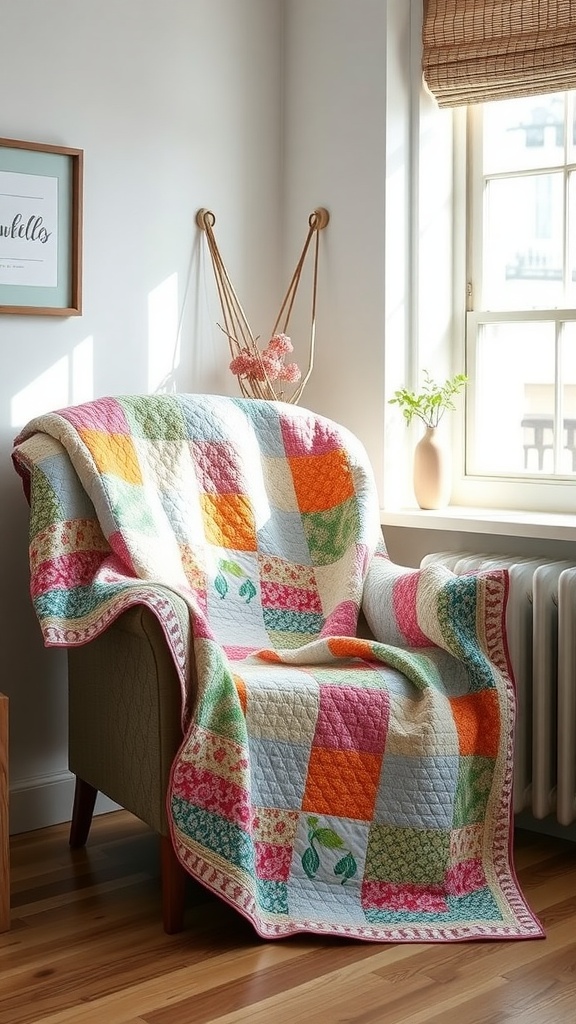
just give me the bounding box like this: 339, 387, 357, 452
380, 506, 576, 542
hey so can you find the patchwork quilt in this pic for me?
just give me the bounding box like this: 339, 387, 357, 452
12, 393, 543, 942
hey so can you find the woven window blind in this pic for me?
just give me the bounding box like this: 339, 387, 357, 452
422, 1, 576, 107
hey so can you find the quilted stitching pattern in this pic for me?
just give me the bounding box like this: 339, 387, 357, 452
11, 394, 543, 943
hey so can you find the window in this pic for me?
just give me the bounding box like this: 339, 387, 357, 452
462, 90, 576, 512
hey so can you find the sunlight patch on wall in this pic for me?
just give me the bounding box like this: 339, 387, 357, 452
11, 336, 94, 428
148, 273, 180, 393
71, 335, 94, 405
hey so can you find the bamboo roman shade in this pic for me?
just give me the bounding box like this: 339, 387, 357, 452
422, 1, 576, 107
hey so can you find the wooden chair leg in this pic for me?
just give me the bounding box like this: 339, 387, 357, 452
69, 777, 98, 848
161, 834, 187, 934
69, 779, 185, 932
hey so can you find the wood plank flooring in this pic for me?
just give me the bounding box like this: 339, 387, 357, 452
2, 811, 575, 1023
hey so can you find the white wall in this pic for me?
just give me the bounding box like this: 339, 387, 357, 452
2, 0, 283, 832
2, 0, 456, 835
282, 0, 453, 511
282, 0, 393, 502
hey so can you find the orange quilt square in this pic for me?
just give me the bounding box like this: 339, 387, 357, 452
289, 449, 355, 513
200, 493, 257, 551
302, 748, 381, 821
79, 430, 142, 484
449, 688, 501, 758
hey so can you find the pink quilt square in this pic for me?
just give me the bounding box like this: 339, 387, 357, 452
58, 398, 131, 434
313, 685, 390, 753
192, 440, 246, 493
254, 841, 293, 881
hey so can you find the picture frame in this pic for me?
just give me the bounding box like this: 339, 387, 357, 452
0, 137, 83, 316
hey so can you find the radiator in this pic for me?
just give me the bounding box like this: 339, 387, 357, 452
421, 551, 576, 826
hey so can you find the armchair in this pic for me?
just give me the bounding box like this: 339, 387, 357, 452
12, 394, 541, 943
67, 603, 190, 933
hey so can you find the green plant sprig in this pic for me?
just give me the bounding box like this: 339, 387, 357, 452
388, 371, 468, 428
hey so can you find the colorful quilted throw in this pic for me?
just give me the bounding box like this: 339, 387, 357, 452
12, 394, 543, 943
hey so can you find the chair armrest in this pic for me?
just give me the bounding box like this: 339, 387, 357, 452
68, 605, 188, 836
361, 552, 425, 647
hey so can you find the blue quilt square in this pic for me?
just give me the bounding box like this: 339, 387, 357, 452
286, 814, 370, 925
206, 551, 269, 649
179, 395, 246, 443
257, 509, 312, 564
41, 454, 97, 520
233, 399, 287, 456
374, 754, 460, 829
249, 737, 311, 809
286, 877, 363, 927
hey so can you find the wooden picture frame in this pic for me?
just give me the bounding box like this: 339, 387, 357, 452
0, 137, 83, 316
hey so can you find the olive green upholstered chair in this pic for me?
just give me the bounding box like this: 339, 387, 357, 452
67, 601, 374, 934
68, 603, 191, 933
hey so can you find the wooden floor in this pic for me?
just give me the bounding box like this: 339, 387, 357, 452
2, 812, 576, 1024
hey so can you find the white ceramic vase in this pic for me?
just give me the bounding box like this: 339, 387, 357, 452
413, 425, 451, 510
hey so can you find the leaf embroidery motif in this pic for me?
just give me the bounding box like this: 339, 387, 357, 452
302, 845, 320, 879
214, 572, 228, 598
314, 828, 345, 850
301, 817, 356, 884
213, 558, 257, 603
239, 578, 257, 603
220, 559, 244, 578
334, 852, 357, 884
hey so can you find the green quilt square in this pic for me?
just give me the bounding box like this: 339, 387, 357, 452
106, 476, 157, 534
30, 472, 66, 533
453, 755, 495, 826
256, 878, 289, 915
365, 824, 450, 886
121, 395, 188, 441
301, 498, 359, 566
196, 658, 248, 745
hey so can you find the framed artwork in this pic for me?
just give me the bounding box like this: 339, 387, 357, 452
0, 137, 83, 316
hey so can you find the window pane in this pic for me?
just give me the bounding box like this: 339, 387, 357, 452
483, 174, 564, 309
464, 90, 576, 501
561, 322, 576, 474
569, 171, 576, 305
483, 93, 566, 175
471, 322, 556, 474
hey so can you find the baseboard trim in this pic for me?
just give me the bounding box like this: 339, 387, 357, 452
9, 770, 120, 836
514, 809, 576, 843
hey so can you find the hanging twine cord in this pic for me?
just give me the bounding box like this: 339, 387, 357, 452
196, 207, 329, 403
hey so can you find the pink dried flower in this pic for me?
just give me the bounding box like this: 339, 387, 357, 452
278, 362, 302, 383
231, 351, 284, 382
266, 333, 293, 357
251, 354, 283, 381
229, 335, 301, 390
229, 352, 252, 376
229, 353, 255, 377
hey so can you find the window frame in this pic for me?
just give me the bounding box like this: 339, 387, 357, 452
451, 96, 576, 514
